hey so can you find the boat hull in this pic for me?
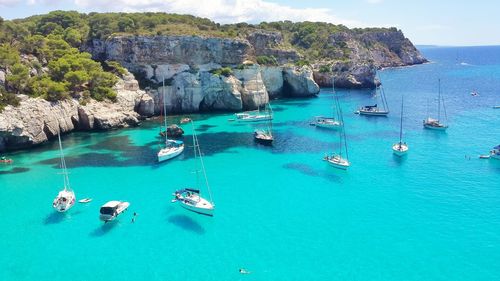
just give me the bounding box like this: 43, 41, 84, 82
392, 143, 409, 156
315, 122, 341, 129
254, 131, 273, 145
423, 123, 448, 130
325, 156, 350, 170
236, 116, 272, 122
358, 110, 389, 116
158, 145, 184, 162
53, 190, 76, 213
179, 201, 214, 216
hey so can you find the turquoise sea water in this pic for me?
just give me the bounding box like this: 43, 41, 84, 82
1, 46, 499, 281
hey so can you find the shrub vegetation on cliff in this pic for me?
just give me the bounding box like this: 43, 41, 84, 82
0, 13, 120, 108
210, 67, 233, 77
0, 11, 411, 109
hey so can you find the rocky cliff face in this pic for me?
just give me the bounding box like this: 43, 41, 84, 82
0, 71, 144, 151
86, 35, 320, 114
312, 29, 427, 88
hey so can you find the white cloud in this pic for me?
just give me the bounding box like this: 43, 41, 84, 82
0, 0, 22, 6
73, 0, 363, 27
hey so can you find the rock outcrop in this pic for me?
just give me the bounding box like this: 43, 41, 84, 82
86, 35, 252, 68
283, 66, 320, 97
246, 30, 301, 64
0, 71, 144, 151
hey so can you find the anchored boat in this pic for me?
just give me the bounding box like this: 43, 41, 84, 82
172, 121, 215, 216
424, 79, 449, 130
52, 133, 76, 213
392, 97, 409, 156
157, 77, 184, 162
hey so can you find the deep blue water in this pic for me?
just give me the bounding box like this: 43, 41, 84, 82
0, 46, 499, 281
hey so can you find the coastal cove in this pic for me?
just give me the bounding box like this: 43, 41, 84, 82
1, 46, 499, 281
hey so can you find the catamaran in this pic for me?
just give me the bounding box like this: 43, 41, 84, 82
356, 74, 389, 116
157, 77, 184, 162
392, 98, 409, 156
254, 102, 274, 145
424, 79, 449, 130
312, 78, 341, 129
52, 133, 76, 213
172, 121, 215, 216
324, 88, 350, 170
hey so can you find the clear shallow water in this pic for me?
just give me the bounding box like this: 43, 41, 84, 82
1, 46, 499, 281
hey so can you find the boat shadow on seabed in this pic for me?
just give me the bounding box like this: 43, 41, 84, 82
168, 214, 205, 235
89, 221, 119, 237
43, 209, 83, 225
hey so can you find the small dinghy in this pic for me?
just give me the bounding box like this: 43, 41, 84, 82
479, 155, 490, 159
78, 198, 92, 203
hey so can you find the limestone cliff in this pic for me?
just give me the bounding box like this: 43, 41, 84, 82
0, 71, 144, 151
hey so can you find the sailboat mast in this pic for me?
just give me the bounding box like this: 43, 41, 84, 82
437, 79, 441, 121
162, 77, 168, 142
191, 121, 200, 190
268, 103, 273, 134
399, 97, 404, 143
192, 121, 213, 204
58, 132, 70, 190
339, 102, 349, 160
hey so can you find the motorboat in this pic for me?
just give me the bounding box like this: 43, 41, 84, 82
99, 201, 130, 222
78, 198, 92, 203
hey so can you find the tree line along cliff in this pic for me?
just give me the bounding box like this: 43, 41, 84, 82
0, 11, 427, 111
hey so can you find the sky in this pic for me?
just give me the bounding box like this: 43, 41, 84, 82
0, 0, 498, 46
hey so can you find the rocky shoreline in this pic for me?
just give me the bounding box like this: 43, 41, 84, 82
1, 29, 427, 152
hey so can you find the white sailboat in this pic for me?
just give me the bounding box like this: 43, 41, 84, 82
324, 88, 350, 170
392, 97, 409, 156
52, 133, 76, 213
313, 78, 341, 129
254, 101, 274, 145
356, 73, 389, 116
157, 77, 184, 162
172, 121, 215, 216
235, 76, 272, 122
423, 79, 448, 130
